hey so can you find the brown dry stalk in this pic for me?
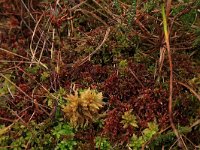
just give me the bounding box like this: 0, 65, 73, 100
162, 4, 187, 149
165, 22, 184, 149
166, 33, 187, 149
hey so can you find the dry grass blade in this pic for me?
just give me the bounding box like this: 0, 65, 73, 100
158, 47, 166, 78
30, 13, 44, 64
0, 73, 33, 101
73, 27, 110, 67
0, 122, 15, 136
0, 48, 29, 60
75, 9, 108, 26
190, 119, 200, 128
0, 73, 50, 116
0, 117, 21, 136
177, 81, 200, 102
128, 68, 144, 88
20, 0, 36, 22
92, 0, 122, 23
70, 1, 87, 11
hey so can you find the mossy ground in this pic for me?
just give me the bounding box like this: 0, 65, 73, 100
0, 0, 200, 149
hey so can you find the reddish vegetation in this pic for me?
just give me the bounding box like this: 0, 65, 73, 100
0, 0, 200, 149
103, 103, 134, 144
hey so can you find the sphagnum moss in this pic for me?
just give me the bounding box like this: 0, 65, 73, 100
62, 88, 104, 128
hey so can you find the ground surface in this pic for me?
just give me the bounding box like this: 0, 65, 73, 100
0, 0, 200, 149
